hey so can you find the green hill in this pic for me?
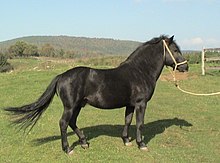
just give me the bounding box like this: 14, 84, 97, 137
0, 36, 140, 56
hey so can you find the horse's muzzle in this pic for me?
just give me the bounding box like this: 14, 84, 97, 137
177, 63, 189, 72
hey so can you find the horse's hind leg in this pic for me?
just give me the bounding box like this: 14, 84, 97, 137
59, 106, 74, 154
122, 106, 134, 146
68, 106, 89, 149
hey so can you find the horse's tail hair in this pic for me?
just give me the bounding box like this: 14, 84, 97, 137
4, 75, 60, 133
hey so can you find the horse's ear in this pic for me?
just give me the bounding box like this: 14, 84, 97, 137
169, 35, 174, 42
165, 35, 174, 45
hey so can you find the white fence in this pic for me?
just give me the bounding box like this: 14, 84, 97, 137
201, 48, 220, 75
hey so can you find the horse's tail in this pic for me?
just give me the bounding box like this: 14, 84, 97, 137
4, 75, 60, 133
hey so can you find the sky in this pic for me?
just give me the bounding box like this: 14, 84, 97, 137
0, 0, 220, 50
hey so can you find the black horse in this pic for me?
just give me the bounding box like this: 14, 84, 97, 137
4, 35, 188, 154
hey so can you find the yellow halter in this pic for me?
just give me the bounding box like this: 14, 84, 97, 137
162, 40, 220, 96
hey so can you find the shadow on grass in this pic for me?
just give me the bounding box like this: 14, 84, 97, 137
32, 117, 192, 147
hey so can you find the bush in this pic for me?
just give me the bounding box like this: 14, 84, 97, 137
183, 52, 201, 64
0, 54, 13, 72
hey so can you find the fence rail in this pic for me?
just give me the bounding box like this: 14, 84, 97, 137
201, 48, 220, 75
205, 57, 220, 62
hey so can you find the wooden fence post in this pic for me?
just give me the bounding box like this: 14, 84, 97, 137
202, 48, 205, 75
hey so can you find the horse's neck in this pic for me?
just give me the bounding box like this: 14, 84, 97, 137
121, 45, 164, 81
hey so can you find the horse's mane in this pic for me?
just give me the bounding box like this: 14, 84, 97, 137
121, 35, 169, 65
142, 35, 168, 46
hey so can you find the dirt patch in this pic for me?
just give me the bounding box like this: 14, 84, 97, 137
160, 72, 197, 82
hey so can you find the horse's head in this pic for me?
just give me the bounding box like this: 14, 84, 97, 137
163, 36, 188, 72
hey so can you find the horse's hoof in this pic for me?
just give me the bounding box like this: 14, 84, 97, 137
125, 142, 132, 146
67, 150, 74, 155
137, 141, 149, 151
140, 146, 149, 151
122, 136, 132, 146
81, 143, 89, 149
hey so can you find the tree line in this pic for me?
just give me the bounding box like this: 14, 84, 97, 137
0, 40, 103, 72
6, 41, 77, 58
3, 40, 108, 59
0, 40, 73, 72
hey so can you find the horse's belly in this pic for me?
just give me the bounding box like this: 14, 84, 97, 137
86, 93, 128, 109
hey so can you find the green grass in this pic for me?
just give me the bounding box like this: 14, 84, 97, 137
0, 58, 220, 163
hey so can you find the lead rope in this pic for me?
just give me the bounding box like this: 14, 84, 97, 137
163, 40, 220, 96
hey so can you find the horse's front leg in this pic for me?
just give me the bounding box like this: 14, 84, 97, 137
122, 106, 134, 146
135, 101, 148, 151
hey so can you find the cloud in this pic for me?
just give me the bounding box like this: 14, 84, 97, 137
180, 37, 220, 50
190, 37, 204, 45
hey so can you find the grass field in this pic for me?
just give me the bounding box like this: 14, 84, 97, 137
0, 58, 220, 163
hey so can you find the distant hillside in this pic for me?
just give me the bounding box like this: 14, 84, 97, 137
0, 36, 141, 56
